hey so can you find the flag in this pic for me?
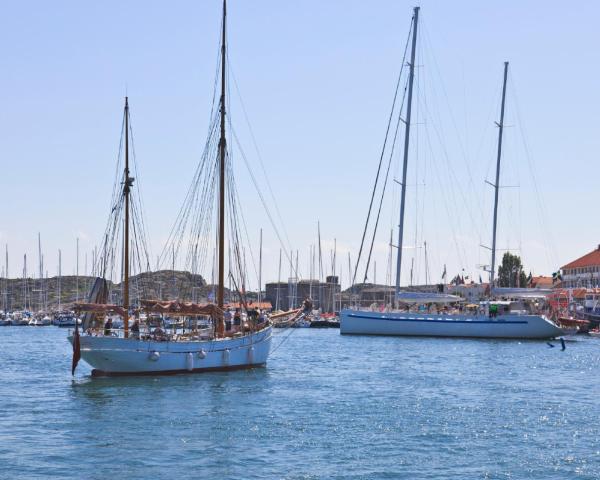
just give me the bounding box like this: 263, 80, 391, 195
552, 271, 562, 283
442, 265, 447, 280
71, 320, 81, 375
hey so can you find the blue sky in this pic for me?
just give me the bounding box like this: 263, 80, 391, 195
1, 1, 599, 289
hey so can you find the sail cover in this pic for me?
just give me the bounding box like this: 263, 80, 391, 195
492, 287, 552, 299
396, 291, 463, 304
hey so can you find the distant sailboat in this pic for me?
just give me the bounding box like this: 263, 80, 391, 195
340, 7, 563, 339
70, 1, 272, 375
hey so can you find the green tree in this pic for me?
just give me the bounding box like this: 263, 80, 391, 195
497, 252, 528, 287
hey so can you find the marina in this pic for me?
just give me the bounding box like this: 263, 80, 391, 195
1, 0, 600, 477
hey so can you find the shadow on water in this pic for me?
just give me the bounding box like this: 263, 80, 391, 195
69, 365, 271, 405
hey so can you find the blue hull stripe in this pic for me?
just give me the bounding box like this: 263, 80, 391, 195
345, 313, 528, 325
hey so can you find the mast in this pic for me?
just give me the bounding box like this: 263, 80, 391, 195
394, 6, 419, 302
217, 0, 227, 318
76, 237, 79, 303
258, 228, 263, 305
58, 249, 62, 312
490, 62, 509, 290
276, 249, 281, 311
38, 233, 43, 312
4, 245, 8, 311
123, 97, 131, 338
23, 254, 27, 311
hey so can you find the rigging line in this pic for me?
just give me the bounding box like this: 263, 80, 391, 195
227, 162, 260, 289
417, 90, 478, 244
270, 327, 298, 356
508, 74, 559, 268
228, 57, 294, 255
126, 113, 153, 264
422, 109, 467, 270
353, 17, 413, 287
420, 18, 484, 222
158, 113, 220, 266
229, 123, 299, 278
161, 116, 219, 263
362, 74, 410, 283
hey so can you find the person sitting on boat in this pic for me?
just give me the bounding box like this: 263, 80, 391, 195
225, 311, 234, 332
104, 317, 113, 336
234, 308, 244, 327
302, 297, 313, 313
232, 308, 242, 329
153, 325, 166, 340
130, 319, 140, 339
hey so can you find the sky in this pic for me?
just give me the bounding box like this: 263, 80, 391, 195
1, 0, 599, 290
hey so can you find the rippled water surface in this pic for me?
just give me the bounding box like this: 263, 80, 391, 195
1, 327, 600, 479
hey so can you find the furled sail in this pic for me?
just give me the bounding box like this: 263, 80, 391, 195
396, 291, 463, 304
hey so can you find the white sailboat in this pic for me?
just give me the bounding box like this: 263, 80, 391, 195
70, 1, 272, 376
340, 8, 563, 339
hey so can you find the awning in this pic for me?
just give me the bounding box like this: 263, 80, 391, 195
139, 300, 222, 317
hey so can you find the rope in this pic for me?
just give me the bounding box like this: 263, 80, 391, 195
353, 16, 413, 286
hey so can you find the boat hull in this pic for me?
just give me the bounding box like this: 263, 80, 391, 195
340, 309, 563, 339
69, 326, 272, 376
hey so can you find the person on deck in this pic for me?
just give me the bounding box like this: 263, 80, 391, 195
153, 325, 165, 340
302, 297, 313, 313
104, 317, 113, 336
232, 309, 241, 328
131, 319, 140, 339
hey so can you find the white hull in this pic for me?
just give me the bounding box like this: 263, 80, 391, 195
69, 326, 273, 376
340, 309, 564, 339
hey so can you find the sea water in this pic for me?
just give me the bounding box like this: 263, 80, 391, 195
1, 327, 599, 479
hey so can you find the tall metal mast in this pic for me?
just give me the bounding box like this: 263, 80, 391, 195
216, 0, 227, 334
394, 6, 419, 301
123, 97, 131, 338
258, 228, 263, 305
489, 62, 509, 290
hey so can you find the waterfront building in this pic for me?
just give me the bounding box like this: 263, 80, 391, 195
265, 276, 340, 312
560, 246, 600, 288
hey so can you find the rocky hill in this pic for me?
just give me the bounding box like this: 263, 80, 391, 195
0, 270, 241, 311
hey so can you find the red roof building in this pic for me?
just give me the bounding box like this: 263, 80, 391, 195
528, 276, 553, 289
560, 245, 600, 288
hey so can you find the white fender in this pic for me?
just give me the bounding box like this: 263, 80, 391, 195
223, 349, 230, 365
248, 345, 255, 364
149, 351, 160, 361
186, 352, 194, 371
197, 349, 206, 359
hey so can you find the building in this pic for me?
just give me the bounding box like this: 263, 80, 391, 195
447, 283, 489, 302
265, 276, 341, 312
528, 276, 553, 289
560, 246, 600, 288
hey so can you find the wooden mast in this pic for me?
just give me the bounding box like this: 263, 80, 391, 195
216, 0, 227, 336
123, 97, 131, 338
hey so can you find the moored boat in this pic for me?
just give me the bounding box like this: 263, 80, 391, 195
340, 9, 563, 340
70, 1, 275, 376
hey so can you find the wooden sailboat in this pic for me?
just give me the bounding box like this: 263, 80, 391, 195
340, 7, 563, 339
70, 1, 272, 375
